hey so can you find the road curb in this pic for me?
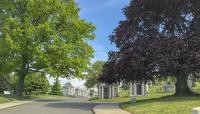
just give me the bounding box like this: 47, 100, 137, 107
0, 100, 36, 110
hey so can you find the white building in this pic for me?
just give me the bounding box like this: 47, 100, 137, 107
130, 81, 149, 96
75, 88, 89, 97
62, 82, 75, 96
98, 83, 119, 99
62, 83, 89, 97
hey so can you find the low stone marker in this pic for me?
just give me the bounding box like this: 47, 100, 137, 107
131, 97, 136, 103
192, 107, 200, 114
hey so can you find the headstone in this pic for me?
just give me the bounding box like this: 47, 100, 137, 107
163, 82, 174, 93
131, 97, 136, 103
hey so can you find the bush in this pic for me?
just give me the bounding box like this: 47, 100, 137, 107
24, 73, 50, 95
119, 89, 130, 97
193, 82, 200, 93
50, 78, 63, 96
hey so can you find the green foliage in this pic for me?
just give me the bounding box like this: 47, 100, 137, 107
84, 61, 105, 89
0, 73, 19, 94
0, 0, 95, 95
0, 75, 10, 93
121, 82, 130, 91
24, 73, 50, 95
0, 98, 9, 104
193, 82, 200, 94
149, 85, 164, 94
101, 0, 200, 96
50, 78, 63, 96
8, 73, 18, 94
119, 90, 129, 97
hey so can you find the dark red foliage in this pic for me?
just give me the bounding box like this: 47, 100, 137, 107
99, 0, 200, 95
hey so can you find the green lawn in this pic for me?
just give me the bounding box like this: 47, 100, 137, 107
121, 94, 200, 114
90, 96, 131, 103
0, 94, 37, 104
0, 95, 71, 105
32, 95, 71, 100
0, 95, 11, 104
91, 84, 200, 114
90, 93, 172, 103
120, 85, 200, 114
92, 93, 200, 114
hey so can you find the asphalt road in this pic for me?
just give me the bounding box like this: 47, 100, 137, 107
0, 98, 98, 114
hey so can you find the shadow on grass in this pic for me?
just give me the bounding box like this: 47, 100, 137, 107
124, 93, 200, 107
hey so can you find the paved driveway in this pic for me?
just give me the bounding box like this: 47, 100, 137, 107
0, 98, 98, 114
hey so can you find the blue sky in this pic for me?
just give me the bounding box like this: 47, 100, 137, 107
76, 0, 130, 62
50, 0, 130, 87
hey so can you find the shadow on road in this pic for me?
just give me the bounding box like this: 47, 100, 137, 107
45, 102, 97, 110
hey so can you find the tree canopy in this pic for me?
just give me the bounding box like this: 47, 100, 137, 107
99, 0, 200, 96
0, 0, 95, 96
84, 61, 105, 89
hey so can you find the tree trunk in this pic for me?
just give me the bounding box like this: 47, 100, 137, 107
16, 74, 26, 96
175, 73, 193, 96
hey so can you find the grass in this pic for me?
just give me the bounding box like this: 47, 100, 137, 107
0, 95, 11, 104
90, 96, 131, 102
91, 84, 200, 114
0, 94, 32, 104
120, 84, 200, 114
90, 92, 172, 103
31, 95, 71, 100
121, 94, 200, 114
0, 94, 71, 105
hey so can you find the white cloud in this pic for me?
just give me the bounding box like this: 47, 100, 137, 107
48, 77, 86, 88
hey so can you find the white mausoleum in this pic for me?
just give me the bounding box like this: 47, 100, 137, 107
62, 83, 89, 97
130, 81, 149, 96
62, 82, 75, 96
98, 83, 119, 99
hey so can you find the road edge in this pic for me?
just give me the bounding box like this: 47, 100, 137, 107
0, 100, 36, 110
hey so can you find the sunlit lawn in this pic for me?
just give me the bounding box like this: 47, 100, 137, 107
0, 95, 30, 104
91, 84, 200, 114
0, 94, 71, 104
32, 95, 71, 100
90, 96, 131, 103
91, 92, 200, 114
0, 95, 11, 104
90, 93, 172, 103
121, 94, 200, 114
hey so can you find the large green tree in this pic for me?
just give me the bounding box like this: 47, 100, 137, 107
0, 0, 95, 96
84, 61, 105, 89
